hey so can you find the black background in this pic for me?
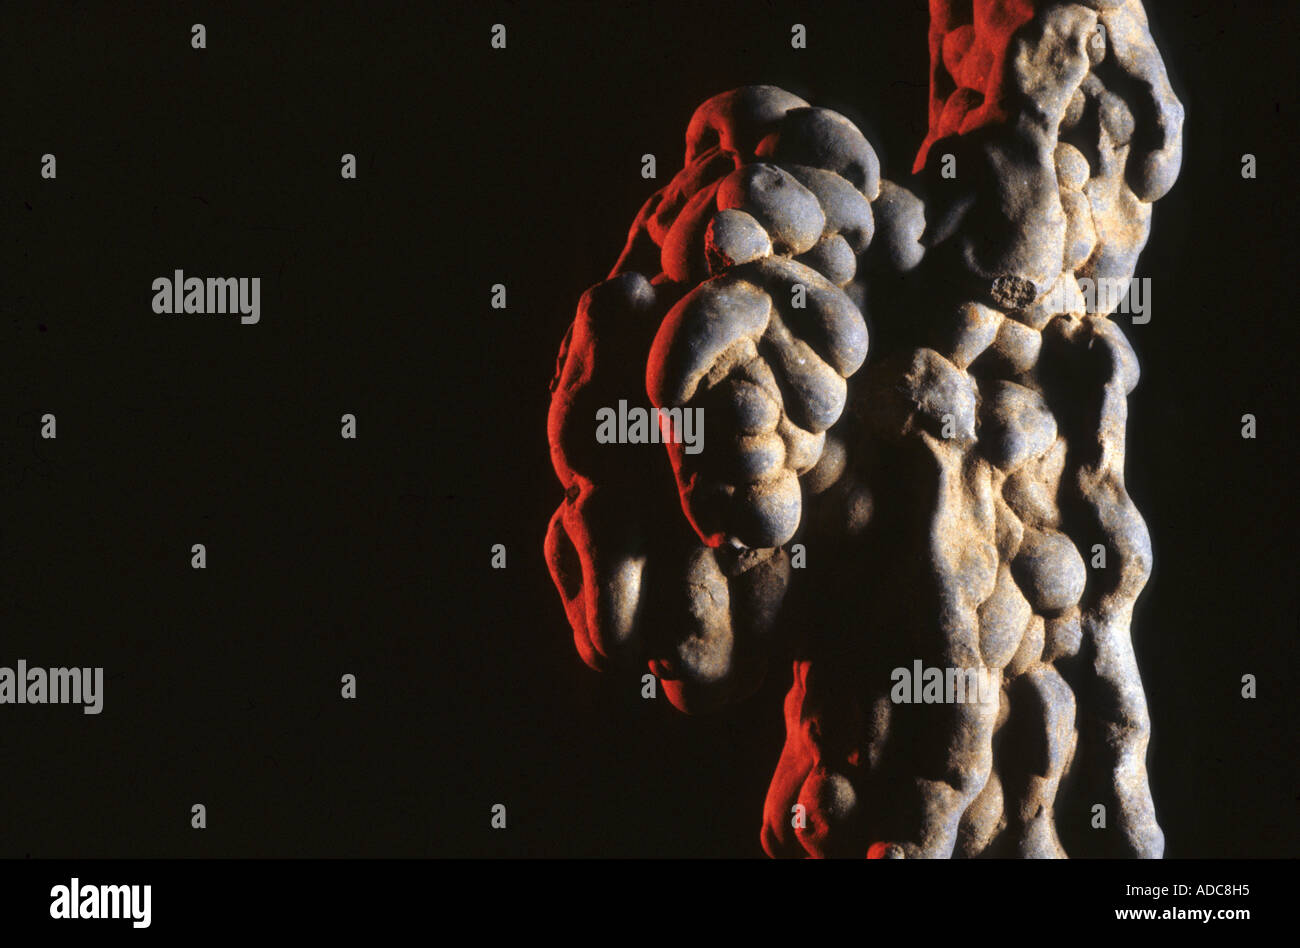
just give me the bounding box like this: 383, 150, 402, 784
3, 0, 1296, 858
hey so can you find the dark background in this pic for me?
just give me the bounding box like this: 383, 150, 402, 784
3, 0, 1295, 857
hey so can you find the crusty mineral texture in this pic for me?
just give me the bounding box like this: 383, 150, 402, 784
545, 0, 1181, 858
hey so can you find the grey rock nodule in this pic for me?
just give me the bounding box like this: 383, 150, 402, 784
546, 0, 1179, 859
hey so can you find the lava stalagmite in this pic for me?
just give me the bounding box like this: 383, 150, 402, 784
545, 0, 1181, 858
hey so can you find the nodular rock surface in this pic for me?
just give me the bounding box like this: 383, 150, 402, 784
545, 0, 1181, 858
